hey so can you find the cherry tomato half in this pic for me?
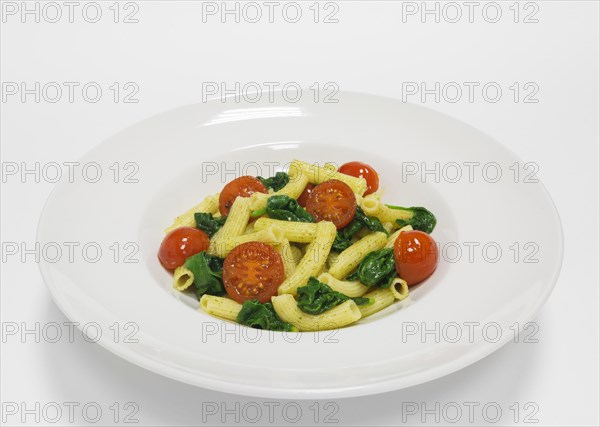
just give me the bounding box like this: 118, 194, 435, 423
158, 227, 210, 270
219, 176, 268, 216
338, 161, 379, 195
394, 230, 438, 286
296, 183, 315, 208
305, 179, 357, 229
222, 242, 285, 303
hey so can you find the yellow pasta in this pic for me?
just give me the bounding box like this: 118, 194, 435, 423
360, 198, 415, 226
199, 295, 242, 321
272, 294, 361, 331
165, 194, 219, 233
210, 226, 284, 258
243, 222, 255, 235
211, 196, 251, 244
383, 221, 395, 234
254, 218, 317, 243
390, 278, 409, 301
249, 173, 310, 211
358, 287, 395, 318
288, 159, 367, 196
275, 238, 297, 277
328, 232, 388, 279
317, 272, 368, 297
289, 245, 303, 265
277, 221, 337, 296
173, 265, 194, 291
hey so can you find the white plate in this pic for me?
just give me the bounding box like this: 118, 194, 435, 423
38, 92, 563, 399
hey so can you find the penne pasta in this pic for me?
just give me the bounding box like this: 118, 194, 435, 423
357, 287, 395, 318
254, 218, 317, 243
165, 194, 219, 233
288, 159, 367, 196
277, 221, 337, 296
173, 265, 194, 291
199, 295, 242, 321
328, 232, 388, 279
210, 226, 284, 258
272, 294, 361, 331
275, 238, 297, 277
210, 196, 251, 253
390, 278, 409, 301
360, 198, 414, 226
249, 173, 310, 211
317, 272, 368, 297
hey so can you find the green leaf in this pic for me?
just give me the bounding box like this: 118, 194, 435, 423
258, 172, 290, 192
184, 252, 225, 298
332, 218, 362, 252
194, 212, 227, 237
354, 206, 387, 234
296, 277, 368, 315
236, 300, 296, 332
386, 205, 437, 234
266, 195, 314, 223
353, 248, 397, 287
331, 207, 386, 252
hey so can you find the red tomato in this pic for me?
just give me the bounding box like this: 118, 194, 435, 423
158, 227, 210, 270
338, 161, 379, 195
222, 242, 285, 303
305, 179, 357, 229
394, 230, 438, 286
219, 176, 268, 216
296, 183, 315, 207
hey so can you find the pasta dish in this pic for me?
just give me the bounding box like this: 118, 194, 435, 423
158, 160, 439, 331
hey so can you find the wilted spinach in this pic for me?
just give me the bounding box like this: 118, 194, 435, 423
266, 195, 314, 222
346, 248, 396, 288
184, 252, 225, 298
332, 207, 387, 252
194, 212, 227, 237
258, 172, 290, 192
386, 205, 437, 234
236, 300, 296, 332
296, 277, 372, 315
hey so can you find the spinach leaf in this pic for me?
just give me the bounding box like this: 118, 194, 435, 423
350, 248, 397, 287
297, 277, 372, 315
266, 195, 314, 223
332, 207, 386, 252
258, 172, 290, 192
184, 252, 225, 298
332, 218, 363, 251
194, 212, 227, 237
236, 300, 296, 332
354, 206, 387, 234
386, 205, 437, 234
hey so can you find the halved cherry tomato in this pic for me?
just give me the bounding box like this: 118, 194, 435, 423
158, 227, 210, 270
296, 183, 315, 207
305, 179, 357, 229
394, 230, 438, 286
338, 161, 379, 195
219, 176, 268, 216
222, 242, 284, 303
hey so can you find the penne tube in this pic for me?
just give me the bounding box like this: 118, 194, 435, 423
272, 294, 361, 331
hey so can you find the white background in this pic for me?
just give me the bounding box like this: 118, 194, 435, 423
1, 1, 599, 426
